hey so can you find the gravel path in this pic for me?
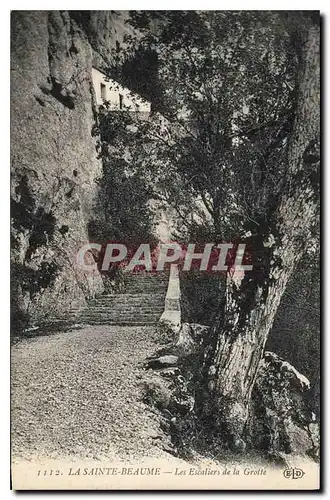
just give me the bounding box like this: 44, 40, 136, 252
11, 326, 171, 462
12, 326, 319, 491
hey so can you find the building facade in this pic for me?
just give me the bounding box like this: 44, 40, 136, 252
92, 67, 151, 115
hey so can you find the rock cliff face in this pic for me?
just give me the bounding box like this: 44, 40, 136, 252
10, 11, 133, 330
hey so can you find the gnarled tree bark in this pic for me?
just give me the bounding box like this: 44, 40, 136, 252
208, 24, 320, 446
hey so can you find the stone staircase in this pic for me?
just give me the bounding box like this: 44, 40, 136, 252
78, 272, 169, 326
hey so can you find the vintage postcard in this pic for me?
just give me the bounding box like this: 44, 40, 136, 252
11, 10, 320, 490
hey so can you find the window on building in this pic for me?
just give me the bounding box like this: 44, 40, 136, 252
100, 83, 106, 101
119, 94, 123, 109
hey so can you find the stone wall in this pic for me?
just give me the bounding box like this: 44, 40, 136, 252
10, 11, 133, 329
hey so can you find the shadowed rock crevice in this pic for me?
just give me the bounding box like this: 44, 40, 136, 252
48, 78, 75, 109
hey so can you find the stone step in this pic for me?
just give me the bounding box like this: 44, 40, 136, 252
123, 275, 169, 282
123, 282, 168, 289
125, 279, 167, 282
81, 312, 162, 319
80, 317, 162, 323
80, 319, 161, 325
124, 272, 169, 282
77, 320, 159, 326
124, 289, 167, 294
82, 308, 161, 313
88, 303, 165, 310
88, 294, 166, 304
124, 276, 169, 281
124, 280, 168, 283
82, 306, 163, 313
91, 297, 165, 304
86, 306, 164, 313
124, 277, 169, 283
89, 298, 165, 305
84, 312, 164, 318
122, 288, 167, 294
89, 300, 164, 306
77, 271, 170, 326
93, 293, 166, 299
81, 317, 162, 323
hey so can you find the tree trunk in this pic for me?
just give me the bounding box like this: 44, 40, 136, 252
209, 25, 320, 444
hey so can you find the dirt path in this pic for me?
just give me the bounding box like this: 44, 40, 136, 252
11, 325, 171, 462
11, 325, 320, 491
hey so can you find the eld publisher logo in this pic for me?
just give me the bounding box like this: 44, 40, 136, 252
283, 467, 305, 480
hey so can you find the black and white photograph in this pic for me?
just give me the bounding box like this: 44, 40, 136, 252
10, 9, 320, 490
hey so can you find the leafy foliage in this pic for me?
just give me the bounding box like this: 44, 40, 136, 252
94, 11, 319, 382
105, 11, 315, 243
180, 269, 225, 326
267, 253, 320, 382
90, 108, 157, 248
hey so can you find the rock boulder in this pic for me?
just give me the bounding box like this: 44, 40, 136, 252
248, 351, 319, 458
